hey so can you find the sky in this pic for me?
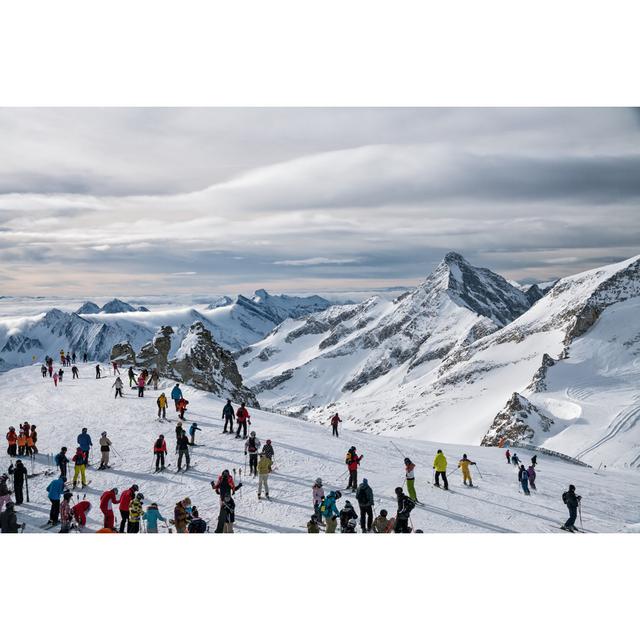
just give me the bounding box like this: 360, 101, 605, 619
0, 107, 639, 297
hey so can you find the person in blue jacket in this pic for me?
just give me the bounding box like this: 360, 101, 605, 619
142, 502, 167, 533
188, 422, 201, 445
171, 384, 183, 410
322, 490, 341, 533
77, 428, 92, 464
46, 475, 66, 525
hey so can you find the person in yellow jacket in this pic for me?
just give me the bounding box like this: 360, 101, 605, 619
128, 493, 144, 533
257, 453, 272, 499
157, 393, 168, 420
432, 449, 448, 490
458, 453, 477, 487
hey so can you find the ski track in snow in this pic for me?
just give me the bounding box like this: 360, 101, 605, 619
2, 363, 640, 534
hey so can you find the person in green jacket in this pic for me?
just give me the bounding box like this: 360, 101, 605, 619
433, 449, 449, 490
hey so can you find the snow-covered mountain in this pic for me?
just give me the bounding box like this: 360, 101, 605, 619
77, 298, 149, 314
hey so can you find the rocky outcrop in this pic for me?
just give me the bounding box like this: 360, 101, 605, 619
482, 392, 554, 446
136, 326, 174, 370
110, 341, 137, 365
526, 353, 556, 393
76, 301, 101, 314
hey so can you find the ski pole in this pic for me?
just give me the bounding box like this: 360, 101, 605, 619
111, 446, 123, 459
578, 502, 583, 529
390, 440, 406, 459
474, 464, 484, 480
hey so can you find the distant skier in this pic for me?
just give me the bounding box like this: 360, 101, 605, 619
394, 486, 415, 533
46, 475, 66, 526
212, 470, 237, 500
83, 353, 88, 363
518, 464, 530, 495
153, 435, 167, 472
8, 460, 27, 505
6, 427, 17, 457
71, 351, 76, 364
171, 383, 183, 410
53, 371, 59, 387
312, 478, 325, 523
262, 439, 274, 461
330, 413, 342, 437
345, 446, 363, 492
99, 487, 120, 530
150, 369, 159, 390
157, 393, 168, 419
235, 402, 251, 439
112, 376, 124, 398
561, 484, 582, 532
505, 449, 511, 464
222, 399, 234, 433
339, 500, 358, 533
527, 465, 537, 491
176, 431, 191, 471
531, 455, 537, 467
188, 422, 201, 445
99, 431, 112, 470
511, 452, 520, 467
355, 478, 374, 532
77, 428, 92, 465
143, 503, 166, 533
404, 457, 418, 501
58, 368, 64, 382
257, 453, 272, 499
71, 447, 88, 489
95, 364, 101, 379
128, 367, 137, 388
245, 431, 261, 476
119, 484, 139, 533
372, 509, 391, 533
41, 364, 47, 378
433, 449, 448, 490
72, 365, 79, 379
137, 375, 146, 398
458, 454, 477, 487
112, 361, 120, 375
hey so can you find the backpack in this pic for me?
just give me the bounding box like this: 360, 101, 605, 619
248, 436, 257, 452
562, 491, 569, 504
189, 518, 207, 533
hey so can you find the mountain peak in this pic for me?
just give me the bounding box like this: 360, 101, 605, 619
442, 251, 469, 266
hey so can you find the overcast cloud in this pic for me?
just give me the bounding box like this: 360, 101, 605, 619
0, 107, 639, 296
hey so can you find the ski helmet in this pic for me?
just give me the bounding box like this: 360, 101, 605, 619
315, 477, 323, 486
250, 431, 256, 437
136, 493, 144, 500
395, 487, 403, 495
404, 458, 411, 464
380, 509, 388, 517
569, 484, 576, 491
132, 484, 139, 492
101, 431, 107, 436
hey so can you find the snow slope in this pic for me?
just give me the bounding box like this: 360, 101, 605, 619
3, 364, 638, 533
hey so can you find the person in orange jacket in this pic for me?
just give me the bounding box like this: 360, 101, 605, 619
6, 427, 18, 457
458, 453, 477, 487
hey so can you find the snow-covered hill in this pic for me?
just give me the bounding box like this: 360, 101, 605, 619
2, 364, 639, 533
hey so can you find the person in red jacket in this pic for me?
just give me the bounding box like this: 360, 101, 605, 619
99, 488, 120, 530
330, 413, 342, 437
235, 402, 251, 439
346, 446, 363, 492
176, 397, 189, 420
212, 470, 237, 501
72, 500, 92, 529
119, 484, 139, 533
153, 435, 167, 472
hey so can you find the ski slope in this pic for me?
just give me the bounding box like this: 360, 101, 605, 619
2, 364, 639, 533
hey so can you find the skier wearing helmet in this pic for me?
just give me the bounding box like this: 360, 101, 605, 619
128, 493, 145, 533
261, 439, 274, 460
244, 431, 261, 477
119, 484, 139, 533
99, 431, 112, 470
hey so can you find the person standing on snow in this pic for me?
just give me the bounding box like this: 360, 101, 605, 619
173, 497, 192, 533
518, 464, 531, 495
404, 458, 418, 502
119, 484, 139, 533
188, 422, 201, 445
235, 402, 250, 439
339, 500, 358, 533
176, 397, 189, 420
261, 439, 274, 461
188, 507, 207, 533
345, 446, 363, 492
99, 431, 112, 470
257, 453, 272, 499
112, 362, 120, 375
245, 431, 261, 476
71, 447, 88, 489
307, 515, 321, 533
154, 435, 167, 472
531, 455, 537, 467
372, 509, 391, 533
330, 413, 342, 437
433, 449, 448, 490
157, 393, 168, 420
394, 486, 415, 533
355, 478, 374, 532
54, 447, 69, 477
8, 460, 27, 505
72, 365, 79, 379
458, 454, 477, 487
53, 371, 59, 387
322, 490, 341, 533
212, 470, 238, 502
150, 369, 159, 390
137, 374, 146, 398
222, 399, 234, 433
95, 364, 101, 379
143, 502, 167, 533
176, 431, 191, 471
41, 364, 48, 378
511, 452, 520, 467
99, 487, 119, 530
505, 449, 511, 464
60, 491, 74, 533
561, 484, 582, 532
171, 383, 183, 410
527, 465, 537, 491
0, 474, 12, 512
112, 376, 124, 398
312, 478, 325, 523
46, 475, 66, 526
6, 427, 18, 457
0, 502, 23, 533
127, 493, 145, 533
77, 428, 92, 465
127, 367, 137, 388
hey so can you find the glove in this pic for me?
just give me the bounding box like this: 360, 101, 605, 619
244, 451, 247, 455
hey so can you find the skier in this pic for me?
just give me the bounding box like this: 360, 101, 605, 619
188, 422, 201, 445
95, 364, 101, 379
98, 431, 112, 470
143, 503, 166, 533
137, 374, 146, 398
212, 470, 237, 500
188, 507, 207, 533
127, 366, 137, 388
215, 494, 235, 533
119, 484, 139, 533
71, 352, 76, 364
72, 499, 92, 529
176, 431, 191, 471
83, 353, 88, 363
99, 487, 120, 530
561, 484, 582, 532
176, 397, 189, 420
72, 365, 79, 379
71, 447, 88, 489
518, 464, 531, 495
527, 464, 537, 491
322, 491, 341, 533
312, 478, 325, 523
46, 475, 66, 525
339, 500, 358, 533
48, 362, 53, 377
433, 449, 449, 490
458, 454, 477, 487
150, 369, 159, 390
157, 393, 168, 420
355, 478, 374, 532
112, 376, 124, 398
58, 368, 64, 382
60, 491, 74, 533
154, 435, 167, 471
77, 428, 92, 465
6, 427, 17, 457
173, 497, 192, 533
394, 486, 415, 533
8, 460, 27, 505
505, 449, 511, 464
512, 452, 520, 467
112, 361, 120, 375
55, 447, 69, 477
171, 383, 183, 410
30, 424, 38, 454
257, 452, 272, 499
404, 457, 418, 502
531, 455, 538, 467
17, 428, 27, 456
307, 515, 321, 533
0, 474, 12, 512
372, 509, 391, 533
261, 439, 274, 461
175, 421, 184, 442
345, 446, 363, 492
0, 502, 22, 533
245, 431, 261, 476
127, 493, 144, 533
41, 364, 47, 377
330, 412, 342, 437
235, 402, 250, 439
222, 399, 234, 433
53, 371, 59, 387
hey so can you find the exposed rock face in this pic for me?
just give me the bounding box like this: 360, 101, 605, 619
136, 326, 174, 370
76, 301, 101, 314
525, 284, 544, 305
526, 353, 556, 393
101, 298, 137, 314
169, 322, 257, 405
110, 341, 137, 365
482, 392, 554, 446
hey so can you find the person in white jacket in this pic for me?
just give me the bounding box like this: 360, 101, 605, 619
312, 478, 325, 524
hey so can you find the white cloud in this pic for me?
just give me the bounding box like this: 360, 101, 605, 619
274, 257, 360, 266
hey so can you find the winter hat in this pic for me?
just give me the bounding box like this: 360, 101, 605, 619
569, 484, 576, 491
136, 493, 144, 501
150, 503, 158, 508
191, 507, 199, 517
315, 477, 323, 486
404, 458, 411, 464
380, 509, 388, 517
101, 431, 107, 436
395, 487, 403, 495
344, 500, 352, 507
131, 484, 139, 492
362, 478, 368, 485
266, 439, 271, 444
437, 449, 442, 454
250, 431, 256, 437
462, 454, 468, 459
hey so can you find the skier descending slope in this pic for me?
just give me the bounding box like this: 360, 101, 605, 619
458, 454, 477, 487
112, 376, 124, 398
222, 399, 234, 433
561, 485, 582, 532
95, 364, 101, 379
433, 449, 448, 490
345, 446, 363, 492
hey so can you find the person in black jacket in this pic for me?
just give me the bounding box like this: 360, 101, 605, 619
9, 460, 27, 505
394, 487, 415, 533
222, 399, 234, 434
188, 507, 207, 533
339, 500, 358, 533
176, 432, 190, 471
215, 494, 235, 533
562, 484, 582, 532
0, 502, 22, 533
355, 478, 374, 532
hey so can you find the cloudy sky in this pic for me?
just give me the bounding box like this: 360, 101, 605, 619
1, 107, 639, 296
